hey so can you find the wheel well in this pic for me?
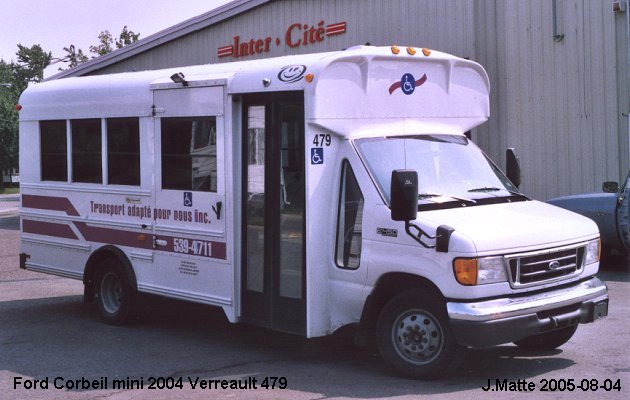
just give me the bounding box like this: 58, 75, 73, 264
356, 272, 443, 345
83, 245, 137, 302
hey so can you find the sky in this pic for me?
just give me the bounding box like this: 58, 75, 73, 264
0, 0, 232, 72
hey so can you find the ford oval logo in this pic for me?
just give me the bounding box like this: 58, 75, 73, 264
548, 261, 562, 270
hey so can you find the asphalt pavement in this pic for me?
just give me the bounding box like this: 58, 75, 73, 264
0, 194, 19, 217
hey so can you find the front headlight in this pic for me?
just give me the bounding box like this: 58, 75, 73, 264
453, 256, 508, 286
584, 238, 601, 266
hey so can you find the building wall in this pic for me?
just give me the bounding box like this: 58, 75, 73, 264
86, 0, 628, 200
91, 0, 476, 75
474, 0, 629, 199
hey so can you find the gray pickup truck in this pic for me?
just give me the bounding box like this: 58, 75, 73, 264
548, 170, 629, 255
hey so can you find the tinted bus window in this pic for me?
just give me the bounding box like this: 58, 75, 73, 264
72, 119, 102, 183
40, 120, 67, 182
107, 118, 140, 186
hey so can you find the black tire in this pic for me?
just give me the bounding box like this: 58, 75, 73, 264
376, 290, 464, 379
513, 325, 578, 351
96, 260, 135, 325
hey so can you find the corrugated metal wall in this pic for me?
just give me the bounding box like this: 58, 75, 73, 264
93, 0, 476, 74
474, 0, 629, 199
89, 0, 628, 200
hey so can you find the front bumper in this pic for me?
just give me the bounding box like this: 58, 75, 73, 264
447, 276, 609, 347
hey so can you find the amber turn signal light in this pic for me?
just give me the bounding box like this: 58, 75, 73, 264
454, 258, 477, 285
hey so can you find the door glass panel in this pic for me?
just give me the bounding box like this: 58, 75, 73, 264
161, 117, 217, 192
335, 161, 364, 269
278, 104, 304, 299
246, 106, 266, 292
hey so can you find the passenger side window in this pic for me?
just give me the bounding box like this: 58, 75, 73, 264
40, 120, 67, 182
336, 161, 364, 269
161, 117, 217, 192
107, 118, 140, 186
71, 119, 102, 183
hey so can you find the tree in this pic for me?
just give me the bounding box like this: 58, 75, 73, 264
116, 26, 141, 48
0, 61, 17, 188
0, 44, 51, 187
89, 31, 114, 57
15, 44, 52, 83
61, 45, 89, 69
60, 26, 140, 70
0, 26, 141, 185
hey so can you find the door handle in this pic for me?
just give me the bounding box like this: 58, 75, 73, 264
153, 237, 168, 248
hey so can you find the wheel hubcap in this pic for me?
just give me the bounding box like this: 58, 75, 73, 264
392, 309, 443, 365
100, 272, 123, 314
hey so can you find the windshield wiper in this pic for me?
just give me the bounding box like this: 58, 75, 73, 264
467, 186, 502, 192
467, 186, 529, 200
418, 193, 476, 204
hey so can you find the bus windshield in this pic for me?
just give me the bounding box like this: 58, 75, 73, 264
355, 135, 519, 205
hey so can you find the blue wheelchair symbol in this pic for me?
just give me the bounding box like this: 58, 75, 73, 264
183, 192, 193, 207
401, 73, 416, 95
311, 148, 324, 165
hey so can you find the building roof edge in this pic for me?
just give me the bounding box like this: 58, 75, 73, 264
47, 0, 270, 80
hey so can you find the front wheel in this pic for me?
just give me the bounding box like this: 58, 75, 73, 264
376, 290, 463, 379
513, 325, 578, 351
96, 261, 135, 325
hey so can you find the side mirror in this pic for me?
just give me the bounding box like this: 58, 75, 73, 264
506, 148, 521, 189
391, 170, 418, 221
602, 181, 619, 193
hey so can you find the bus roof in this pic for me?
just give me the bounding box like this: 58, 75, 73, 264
19, 46, 490, 136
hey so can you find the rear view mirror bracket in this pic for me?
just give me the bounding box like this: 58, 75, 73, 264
405, 222, 454, 252
405, 221, 436, 249
390, 170, 454, 252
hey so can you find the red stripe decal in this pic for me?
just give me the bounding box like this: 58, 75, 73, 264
415, 74, 428, 87
74, 222, 226, 259
74, 222, 153, 250
23, 219, 78, 240
326, 22, 346, 36
22, 195, 227, 260
217, 45, 233, 58
326, 22, 346, 29
22, 194, 80, 216
388, 81, 402, 94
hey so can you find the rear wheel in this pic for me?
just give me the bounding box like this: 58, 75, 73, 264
376, 290, 463, 379
513, 325, 578, 351
96, 261, 135, 325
